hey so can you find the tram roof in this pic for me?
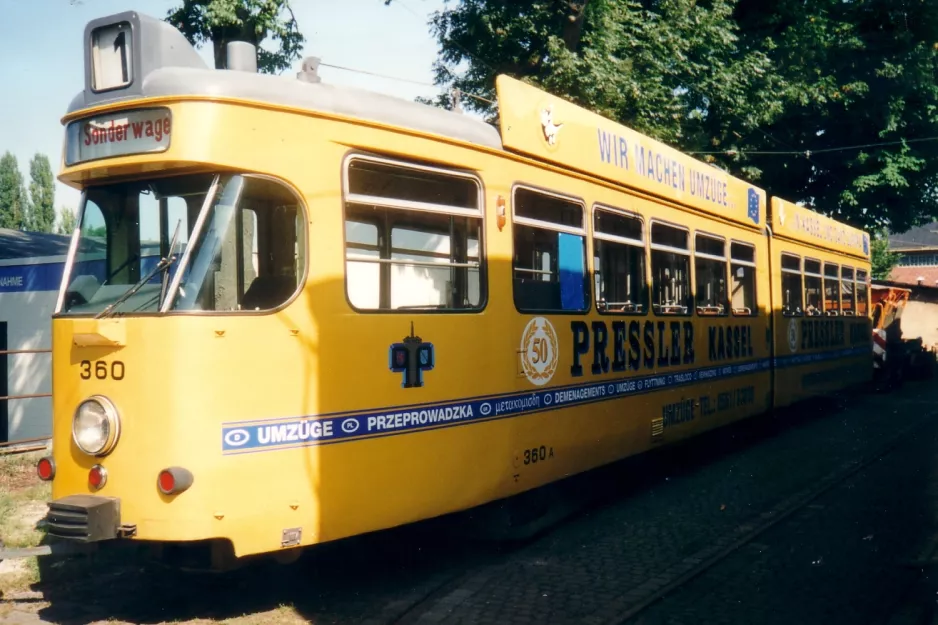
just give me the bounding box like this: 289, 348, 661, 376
0, 228, 73, 262
65, 12, 503, 152
65, 11, 866, 247
0, 229, 107, 265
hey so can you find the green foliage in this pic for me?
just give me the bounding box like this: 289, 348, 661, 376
870, 231, 900, 279
27, 154, 56, 233
0, 151, 27, 230
732, 0, 938, 233
56, 206, 78, 235
395, 0, 938, 233
166, 0, 305, 74
403, 0, 780, 157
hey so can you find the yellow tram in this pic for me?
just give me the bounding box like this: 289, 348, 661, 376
30, 10, 871, 569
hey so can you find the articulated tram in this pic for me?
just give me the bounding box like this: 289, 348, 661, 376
30, 11, 871, 569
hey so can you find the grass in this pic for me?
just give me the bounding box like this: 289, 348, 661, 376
0, 450, 51, 593
0, 451, 312, 623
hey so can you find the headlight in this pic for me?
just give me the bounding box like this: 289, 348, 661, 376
72, 396, 121, 456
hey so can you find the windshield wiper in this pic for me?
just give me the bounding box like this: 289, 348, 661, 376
96, 220, 183, 319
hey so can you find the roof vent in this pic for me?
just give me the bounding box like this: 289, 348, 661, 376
227, 41, 257, 72
297, 57, 322, 83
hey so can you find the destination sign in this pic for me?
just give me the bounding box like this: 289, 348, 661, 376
494, 75, 766, 228
65, 107, 172, 165
771, 197, 870, 259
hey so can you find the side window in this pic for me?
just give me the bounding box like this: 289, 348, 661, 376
730, 241, 757, 316
856, 269, 869, 316
177, 176, 305, 312
781, 253, 803, 316
593, 206, 646, 314
804, 259, 823, 316
841, 266, 855, 316
345, 220, 380, 309
650, 222, 691, 315
343, 157, 483, 311
73, 198, 108, 284
823, 262, 840, 315
694, 233, 727, 316
513, 186, 587, 312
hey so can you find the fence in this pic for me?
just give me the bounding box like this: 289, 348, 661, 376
0, 340, 53, 453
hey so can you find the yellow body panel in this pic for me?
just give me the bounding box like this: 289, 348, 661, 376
770, 197, 871, 260
768, 199, 872, 408
47, 79, 871, 562
495, 75, 767, 228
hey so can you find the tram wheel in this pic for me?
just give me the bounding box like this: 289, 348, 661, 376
271, 547, 304, 565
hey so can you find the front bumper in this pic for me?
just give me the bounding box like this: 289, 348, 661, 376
44, 495, 123, 542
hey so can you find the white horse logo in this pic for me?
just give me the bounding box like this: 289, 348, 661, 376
540, 104, 563, 146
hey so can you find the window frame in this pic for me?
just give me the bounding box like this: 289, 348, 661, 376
823, 261, 841, 316
128, 172, 310, 317
169, 174, 309, 315
511, 182, 589, 314
729, 239, 758, 317
591, 203, 648, 316
693, 230, 729, 317
840, 265, 856, 317
803, 257, 824, 316
856, 268, 870, 317
340, 152, 488, 314
649, 218, 693, 317
780, 252, 803, 317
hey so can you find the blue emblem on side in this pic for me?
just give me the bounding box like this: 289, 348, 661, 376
747, 188, 760, 225
389, 322, 435, 388
863, 233, 870, 256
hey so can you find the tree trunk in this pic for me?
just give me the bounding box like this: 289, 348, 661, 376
561, 1, 590, 52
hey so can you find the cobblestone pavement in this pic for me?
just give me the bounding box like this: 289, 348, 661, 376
623, 415, 938, 625
3, 382, 937, 624
393, 382, 938, 625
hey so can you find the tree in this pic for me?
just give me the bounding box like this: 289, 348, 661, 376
399, 0, 938, 233
731, 0, 938, 233
0, 151, 27, 230
166, 0, 304, 74
56, 206, 78, 235
28, 154, 56, 233
870, 231, 900, 280
397, 0, 781, 158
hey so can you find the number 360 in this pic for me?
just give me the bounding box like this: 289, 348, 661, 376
80, 360, 125, 380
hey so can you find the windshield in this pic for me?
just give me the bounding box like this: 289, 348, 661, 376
59, 173, 306, 316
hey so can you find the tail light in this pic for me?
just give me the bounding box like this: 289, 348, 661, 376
89, 464, 107, 489
157, 467, 194, 495
36, 456, 55, 481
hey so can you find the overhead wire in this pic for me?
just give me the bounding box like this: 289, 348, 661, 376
380, 0, 502, 111
318, 61, 496, 107
687, 135, 938, 157
321, 56, 933, 163
318, 62, 438, 88
376, 0, 928, 229
355, 0, 930, 223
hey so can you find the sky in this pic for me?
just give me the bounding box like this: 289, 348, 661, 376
0, 0, 449, 224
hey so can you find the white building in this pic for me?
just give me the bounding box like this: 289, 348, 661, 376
0, 227, 72, 446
